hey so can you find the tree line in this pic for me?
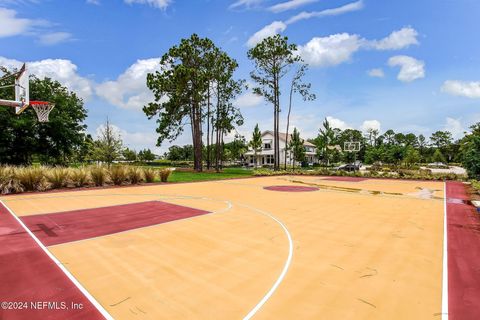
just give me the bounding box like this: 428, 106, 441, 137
248, 117, 480, 179
144, 33, 315, 172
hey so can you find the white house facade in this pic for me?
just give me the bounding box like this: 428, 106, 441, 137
244, 130, 318, 167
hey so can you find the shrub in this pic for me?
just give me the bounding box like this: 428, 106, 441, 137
0, 166, 23, 194
109, 166, 128, 185
128, 167, 144, 184
69, 167, 90, 187
45, 167, 70, 189
159, 169, 172, 182
143, 168, 157, 183
471, 180, 480, 193
90, 166, 108, 186
15, 166, 47, 191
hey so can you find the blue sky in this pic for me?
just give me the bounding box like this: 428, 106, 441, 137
1, 0, 480, 154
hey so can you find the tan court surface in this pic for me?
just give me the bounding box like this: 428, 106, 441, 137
1, 176, 445, 319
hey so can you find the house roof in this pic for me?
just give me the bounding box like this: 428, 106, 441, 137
261, 130, 316, 147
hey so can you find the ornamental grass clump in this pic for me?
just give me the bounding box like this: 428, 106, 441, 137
0, 166, 23, 194
109, 166, 128, 185
45, 167, 70, 189
69, 167, 90, 187
90, 165, 109, 186
15, 166, 47, 191
128, 167, 144, 184
143, 167, 157, 183
159, 168, 172, 182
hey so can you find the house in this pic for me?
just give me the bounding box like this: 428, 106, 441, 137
244, 130, 318, 167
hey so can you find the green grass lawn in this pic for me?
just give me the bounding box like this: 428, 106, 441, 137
167, 167, 253, 183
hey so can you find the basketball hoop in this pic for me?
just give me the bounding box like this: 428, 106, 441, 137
30, 101, 55, 123
344, 141, 361, 153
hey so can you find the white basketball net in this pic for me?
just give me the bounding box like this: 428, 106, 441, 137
31, 103, 55, 122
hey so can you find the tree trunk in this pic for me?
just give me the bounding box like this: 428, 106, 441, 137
192, 102, 203, 172
284, 82, 294, 170
275, 77, 281, 171
206, 84, 211, 170
273, 73, 278, 171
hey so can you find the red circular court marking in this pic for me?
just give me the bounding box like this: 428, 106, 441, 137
264, 185, 318, 192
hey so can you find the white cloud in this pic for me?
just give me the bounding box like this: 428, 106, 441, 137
441, 80, 480, 99
361, 119, 381, 132
229, 0, 263, 9
326, 116, 351, 130
0, 8, 73, 45
247, 1, 363, 46
0, 56, 94, 100
286, 0, 364, 24
444, 117, 465, 139
96, 58, 163, 110
0, 8, 36, 37
86, 0, 100, 4
38, 32, 73, 45
268, 0, 318, 13
367, 68, 384, 78
246, 21, 287, 47
124, 0, 171, 9
297, 33, 362, 67
388, 55, 425, 82
368, 27, 419, 50
234, 91, 263, 108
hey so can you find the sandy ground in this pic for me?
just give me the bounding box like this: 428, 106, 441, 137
1, 176, 445, 319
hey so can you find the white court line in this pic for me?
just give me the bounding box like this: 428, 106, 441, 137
0, 200, 114, 320
442, 182, 449, 319
47, 197, 233, 248
238, 203, 293, 320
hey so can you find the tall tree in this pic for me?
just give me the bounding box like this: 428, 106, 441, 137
289, 127, 305, 170
317, 118, 335, 167
138, 149, 156, 162
0, 68, 88, 165
91, 120, 123, 165
248, 34, 300, 170
122, 148, 138, 162
249, 124, 262, 168
211, 53, 244, 172
144, 34, 216, 172
284, 64, 316, 169
430, 131, 453, 149
460, 123, 480, 179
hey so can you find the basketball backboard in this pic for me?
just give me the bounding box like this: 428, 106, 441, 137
344, 141, 361, 153
15, 64, 29, 113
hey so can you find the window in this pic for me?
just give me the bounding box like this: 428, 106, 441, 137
263, 139, 272, 150
266, 155, 274, 164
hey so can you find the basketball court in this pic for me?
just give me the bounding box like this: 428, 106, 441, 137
1, 176, 479, 319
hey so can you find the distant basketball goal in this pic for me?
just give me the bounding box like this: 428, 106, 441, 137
0, 63, 55, 122
344, 141, 361, 153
